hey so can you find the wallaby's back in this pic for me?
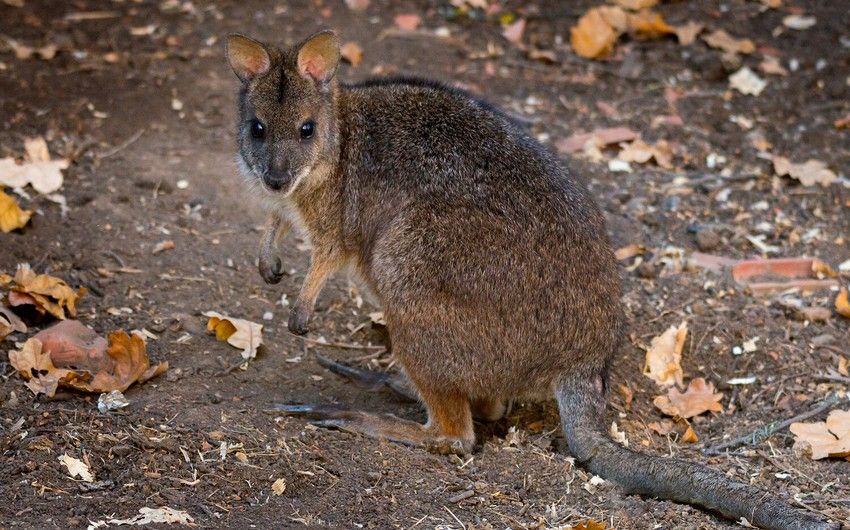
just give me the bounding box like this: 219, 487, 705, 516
337, 79, 621, 397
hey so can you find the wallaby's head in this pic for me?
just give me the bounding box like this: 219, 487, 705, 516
226, 30, 341, 196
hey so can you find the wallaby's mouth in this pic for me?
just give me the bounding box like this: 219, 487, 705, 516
262, 171, 292, 192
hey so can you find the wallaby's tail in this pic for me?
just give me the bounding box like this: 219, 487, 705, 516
555, 375, 838, 530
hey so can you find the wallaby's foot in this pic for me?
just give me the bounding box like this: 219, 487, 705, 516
274, 389, 475, 455
258, 254, 284, 284
287, 304, 311, 335
316, 354, 417, 401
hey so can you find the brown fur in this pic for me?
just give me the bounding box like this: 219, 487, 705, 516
226, 31, 837, 529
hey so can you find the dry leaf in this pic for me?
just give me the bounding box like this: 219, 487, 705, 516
782, 15, 816, 30
4, 263, 85, 319
0, 188, 32, 232
343, 0, 369, 11
617, 383, 633, 410
0, 303, 26, 340
394, 13, 421, 31
836, 287, 850, 319
3, 37, 57, 60
95, 507, 195, 527
340, 41, 363, 66
618, 138, 673, 168
643, 321, 687, 388
681, 424, 699, 443
702, 29, 754, 55
614, 0, 657, 9
204, 311, 263, 360
556, 127, 638, 154
152, 240, 175, 254
0, 136, 68, 194
610, 421, 629, 447
834, 113, 850, 129
570, 7, 621, 59
673, 21, 703, 45
502, 18, 526, 46
729, 67, 767, 96
790, 409, 850, 460
614, 243, 646, 260
626, 9, 674, 39
59, 453, 94, 482
272, 478, 287, 495
653, 378, 724, 418
772, 156, 837, 187
572, 520, 607, 530
759, 56, 788, 76
8, 323, 167, 397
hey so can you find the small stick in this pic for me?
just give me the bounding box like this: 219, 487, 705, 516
702, 393, 841, 455
816, 374, 850, 384
98, 128, 145, 159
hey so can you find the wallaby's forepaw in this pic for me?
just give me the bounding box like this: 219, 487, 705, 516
426, 437, 472, 456
288, 304, 311, 335
259, 255, 284, 285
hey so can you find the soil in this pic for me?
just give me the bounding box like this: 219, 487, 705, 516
1, 1, 848, 529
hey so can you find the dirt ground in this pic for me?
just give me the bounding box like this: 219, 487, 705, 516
1, 0, 849, 528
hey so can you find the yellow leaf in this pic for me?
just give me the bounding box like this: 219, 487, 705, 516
6, 263, 85, 319
836, 287, 850, 319
0, 188, 32, 232
681, 425, 699, 443
653, 378, 724, 419
643, 321, 687, 388
626, 9, 674, 39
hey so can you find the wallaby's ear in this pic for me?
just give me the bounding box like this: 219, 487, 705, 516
226, 34, 271, 82
296, 30, 340, 85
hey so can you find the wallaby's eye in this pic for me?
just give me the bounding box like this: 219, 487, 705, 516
250, 120, 266, 140
300, 120, 315, 140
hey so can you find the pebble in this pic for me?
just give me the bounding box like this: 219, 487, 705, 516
695, 229, 721, 251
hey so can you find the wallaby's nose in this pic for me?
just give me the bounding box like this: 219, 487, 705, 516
263, 169, 292, 191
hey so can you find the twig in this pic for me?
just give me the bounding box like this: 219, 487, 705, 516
98, 128, 144, 159
816, 374, 850, 384
289, 333, 385, 351
702, 393, 841, 455
215, 358, 248, 377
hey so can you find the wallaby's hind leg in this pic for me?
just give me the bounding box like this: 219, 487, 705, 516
274, 385, 475, 455
471, 398, 507, 422
315, 354, 418, 401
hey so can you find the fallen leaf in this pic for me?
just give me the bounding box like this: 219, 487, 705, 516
204, 311, 263, 360
340, 41, 363, 66
782, 15, 816, 30
0, 136, 67, 194
272, 478, 287, 495
3, 36, 57, 60
681, 424, 699, 443
648, 420, 675, 435
0, 303, 26, 340
729, 67, 767, 96
610, 421, 629, 447
626, 9, 674, 39
790, 409, 850, 460
556, 127, 638, 154
772, 156, 837, 187
613, 0, 657, 9
617, 383, 633, 410
614, 243, 646, 261
501, 18, 526, 46
152, 240, 175, 254
570, 7, 622, 59
759, 56, 788, 76
836, 287, 850, 319
0, 188, 32, 232
572, 520, 607, 530
673, 21, 703, 45
3, 263, 85, 319
59, 453, 94, 482
643, 321, 687, 388
835, 113, 850, 129
653, 378, 724, 418
8, 322, 167, 397
702, 29, 754, 55
343, 0, 369, 11
394, 13, 421, 31
93, 507, 195, 527
618, 138, 673, 168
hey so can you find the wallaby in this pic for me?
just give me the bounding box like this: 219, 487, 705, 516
225, 30, 837, 529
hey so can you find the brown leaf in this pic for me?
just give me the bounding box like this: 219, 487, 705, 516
501, 18, 526, 46
617, 138, 674, 169
790, 409, 850, 460
0, 303, 26, 340
343, 0, 369, 11
643, 321, 686, 388
152, 240, 175, 254
8, 322, 167, 396
673, 21, 703, 45
626, 9, 674, 39
613, 0, 657, 9
556, 127, 638, 154
4, 263, 85, 319
772, 156, 837, 187
759, 56, 788, 76
0, 188, 32, 232
653, 378, 724, 419
702, 29, 754, 55
614, 243, 646, 261
836, 287, 850, 319
204, 311, 263, 360
340, 41, 363, 66
570, 7, 622, 59
572, 520, 606, 530
681, 424, 699, 443
394, 14, 421, 31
